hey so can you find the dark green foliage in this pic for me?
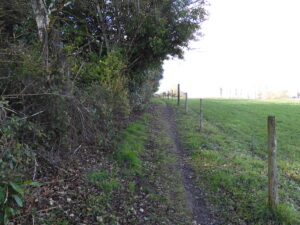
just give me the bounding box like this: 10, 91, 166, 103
0, 118, 42, 224
58, 0, 206, 104
0, 180, 42, 225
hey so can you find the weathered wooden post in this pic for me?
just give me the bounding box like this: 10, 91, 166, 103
177, 84, 180, 106
267, 116, 278, 211
185, 93, 188, 113
200, 99, 204, 132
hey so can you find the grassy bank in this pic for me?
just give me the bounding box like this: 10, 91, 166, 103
81, 103, 191, 224
173, 98, 300, 224
30, 101, 190, 224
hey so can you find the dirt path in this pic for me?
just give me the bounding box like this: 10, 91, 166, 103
160, 104, 221, 225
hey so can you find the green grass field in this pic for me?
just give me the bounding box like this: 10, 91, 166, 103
174, 98, 300, 224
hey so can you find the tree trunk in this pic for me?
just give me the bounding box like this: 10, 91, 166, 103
31, 0, 50, 74
96, 2, 110, 53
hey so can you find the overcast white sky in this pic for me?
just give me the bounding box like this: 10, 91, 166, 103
158, 0, 300, 98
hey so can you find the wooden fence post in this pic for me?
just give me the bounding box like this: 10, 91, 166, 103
200, 99, 204, 132
177, 84, 180, 106
268, 116, 278, 211
185, 93, 188, 113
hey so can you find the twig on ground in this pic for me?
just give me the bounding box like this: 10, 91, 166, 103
32, 157, 38, 181
73, 144, 82, 155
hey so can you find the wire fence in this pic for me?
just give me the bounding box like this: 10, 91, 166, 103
164, 88, 291, 209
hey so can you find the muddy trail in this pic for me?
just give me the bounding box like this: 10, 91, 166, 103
159, 103, 222, 225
